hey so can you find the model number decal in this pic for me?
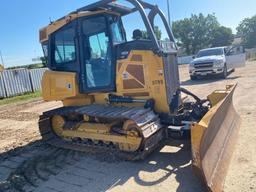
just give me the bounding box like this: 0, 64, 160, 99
122, 72, 129, 80
152, 80, 163, 85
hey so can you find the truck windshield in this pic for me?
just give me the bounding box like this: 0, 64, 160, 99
197, 48, 224, 58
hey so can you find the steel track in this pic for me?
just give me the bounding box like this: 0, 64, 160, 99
38, 105, 166, 161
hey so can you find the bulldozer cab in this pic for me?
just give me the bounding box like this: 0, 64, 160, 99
41, 0, 178, 95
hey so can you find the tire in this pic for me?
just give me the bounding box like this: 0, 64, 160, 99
221, 64, 227, 79
190, 75, 197, 80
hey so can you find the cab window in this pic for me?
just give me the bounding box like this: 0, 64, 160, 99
54, 27, 76, 65
89, 32, 108, 59
82, 16, 112, 89
110, 20, 125, 44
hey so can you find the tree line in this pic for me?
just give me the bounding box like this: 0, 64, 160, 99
172, 14, 256, 55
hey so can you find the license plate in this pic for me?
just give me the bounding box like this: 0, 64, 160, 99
201, 73, 207, 76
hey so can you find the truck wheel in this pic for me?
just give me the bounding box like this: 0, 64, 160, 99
190, 75, 197, 80
221, 64, 227, 79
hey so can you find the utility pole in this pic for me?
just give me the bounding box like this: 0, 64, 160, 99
0, 50, 4, 67
166, 0, 171, 26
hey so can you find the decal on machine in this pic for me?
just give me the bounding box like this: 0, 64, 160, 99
152, 80, 164, 85
66, 83, 72, 89
122, 71, 129, 80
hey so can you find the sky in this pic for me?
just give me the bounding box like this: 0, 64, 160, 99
0, 0, 255, 67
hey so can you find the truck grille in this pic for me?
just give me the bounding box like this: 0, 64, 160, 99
194, 62, 214, 69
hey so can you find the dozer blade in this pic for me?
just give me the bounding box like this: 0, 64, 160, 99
191, 84, 241, 192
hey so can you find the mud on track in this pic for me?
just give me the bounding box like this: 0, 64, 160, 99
0, 61, 255, 192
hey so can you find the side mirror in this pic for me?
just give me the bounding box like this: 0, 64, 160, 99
192, 55, 195, 59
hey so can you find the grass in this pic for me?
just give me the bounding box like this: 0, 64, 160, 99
0, 91, 42, 106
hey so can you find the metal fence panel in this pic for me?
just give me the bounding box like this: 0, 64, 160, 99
178, 55, 194, 64
2, 69, 32, 97
0, 72, 6, 98
29, 68, 47, 91
245, 48, 256, 60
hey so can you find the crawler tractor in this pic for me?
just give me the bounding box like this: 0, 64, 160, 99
39, 1, 240, 191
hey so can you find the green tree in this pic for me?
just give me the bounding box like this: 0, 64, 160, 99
211, 26, 234, 47
237, 15, 256, 48
172, 18, 193, 54
172, 13, 233, 55
40, 56, 47, 67
141, 26, 162, 40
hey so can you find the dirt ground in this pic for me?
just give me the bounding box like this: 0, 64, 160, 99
0, 61, 255, 192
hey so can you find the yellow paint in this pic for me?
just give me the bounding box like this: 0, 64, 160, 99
42, 50, 171, 113
43, 70, 96, 106
63, 96, 94, 107
92, 93, 108, 104
207, 90, 230, 106
77, 123, 111, 134
116, 50, 170, 113
42, 70, 79, 101
83, 115, 90, 122
62, 130, 141, 147
191, 84, 236, 170
61, 120, 142, 152
191, 124, 206, 169
40, 10, 120, 43
51, 115, 65, 136
50, 115, 142, 152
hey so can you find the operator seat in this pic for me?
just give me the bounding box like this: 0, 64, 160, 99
133, 29, 143, 40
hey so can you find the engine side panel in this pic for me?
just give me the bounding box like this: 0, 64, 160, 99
116, 50, 170, 113
42, 70, 78, 101
42, 70, 94, 106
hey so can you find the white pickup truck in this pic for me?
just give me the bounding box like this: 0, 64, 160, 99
189, 46, 246, 80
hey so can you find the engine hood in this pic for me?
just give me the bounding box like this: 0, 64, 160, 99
191, 55, 224, 64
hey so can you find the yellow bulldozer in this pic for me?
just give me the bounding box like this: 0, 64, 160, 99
39, 0, 240, 191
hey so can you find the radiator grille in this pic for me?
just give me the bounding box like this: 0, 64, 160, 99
163, 54, 180, 107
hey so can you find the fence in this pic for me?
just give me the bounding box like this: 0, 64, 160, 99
177, 55, 194, 65
30, 68, 48, 91
245, 48, 256, 60
0, 68, 47, 98
0, 76, 5, 98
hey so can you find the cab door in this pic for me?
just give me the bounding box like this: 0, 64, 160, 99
226, 46, 246, 69
79, 16, 116, 93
